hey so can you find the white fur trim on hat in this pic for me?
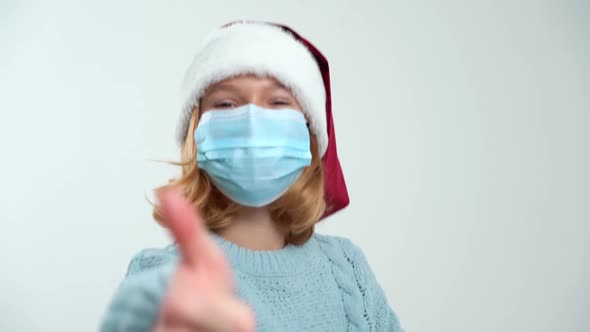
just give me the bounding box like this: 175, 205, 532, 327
177, 22, 328, 156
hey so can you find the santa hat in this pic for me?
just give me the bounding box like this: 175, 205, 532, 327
177, 21, 349, 219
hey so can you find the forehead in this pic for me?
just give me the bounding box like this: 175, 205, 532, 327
204, 74, 290, 94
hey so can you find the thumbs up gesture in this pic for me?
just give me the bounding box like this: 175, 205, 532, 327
154, 189, 256, 332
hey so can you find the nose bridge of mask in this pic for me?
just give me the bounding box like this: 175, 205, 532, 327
195, 104, 310, 155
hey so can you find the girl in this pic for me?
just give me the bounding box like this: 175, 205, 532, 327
101, 21, 404, 332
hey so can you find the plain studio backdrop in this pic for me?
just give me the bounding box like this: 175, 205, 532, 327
1, 0, 588, 331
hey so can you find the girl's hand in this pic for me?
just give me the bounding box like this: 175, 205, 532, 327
154, 189, 255, 332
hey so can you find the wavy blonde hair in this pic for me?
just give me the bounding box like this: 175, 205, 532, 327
153, 106, 326, 245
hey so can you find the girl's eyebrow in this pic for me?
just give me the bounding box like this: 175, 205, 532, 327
203, 80, 291, 98
270, 81, 290, 91
203, 84, 239, 96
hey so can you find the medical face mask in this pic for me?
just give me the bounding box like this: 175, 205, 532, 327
194, 104, 312, 207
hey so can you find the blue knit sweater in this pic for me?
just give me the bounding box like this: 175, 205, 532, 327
101, 233, 404, 331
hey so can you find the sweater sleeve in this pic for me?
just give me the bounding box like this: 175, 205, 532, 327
99, 247, 178, 332
338, 238, 405, 332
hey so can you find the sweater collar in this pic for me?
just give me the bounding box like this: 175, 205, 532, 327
208, 232, 320, 276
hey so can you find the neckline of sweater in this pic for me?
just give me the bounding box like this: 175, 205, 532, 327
208, 231, 321, 276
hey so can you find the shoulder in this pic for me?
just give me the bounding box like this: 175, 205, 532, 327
125, 244, 180, 276
312, 232, 368, 262
313, 233, 405, 331
312, 232, 374, 279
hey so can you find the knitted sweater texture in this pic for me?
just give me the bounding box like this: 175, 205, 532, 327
101, 233, 404, 331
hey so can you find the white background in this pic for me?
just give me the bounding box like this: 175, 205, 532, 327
1, 0, 588, 331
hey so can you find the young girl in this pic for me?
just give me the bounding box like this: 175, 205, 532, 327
101, 21, 404, 332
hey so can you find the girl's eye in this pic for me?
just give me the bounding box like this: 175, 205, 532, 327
271, 99, 291, 106
214, 101, 237, 108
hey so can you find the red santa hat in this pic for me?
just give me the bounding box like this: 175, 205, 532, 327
177, 21, 349, 219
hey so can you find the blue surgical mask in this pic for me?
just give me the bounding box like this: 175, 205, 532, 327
194, 104, 312, 207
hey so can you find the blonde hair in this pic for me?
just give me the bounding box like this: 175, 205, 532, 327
153, 107, 326, 245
